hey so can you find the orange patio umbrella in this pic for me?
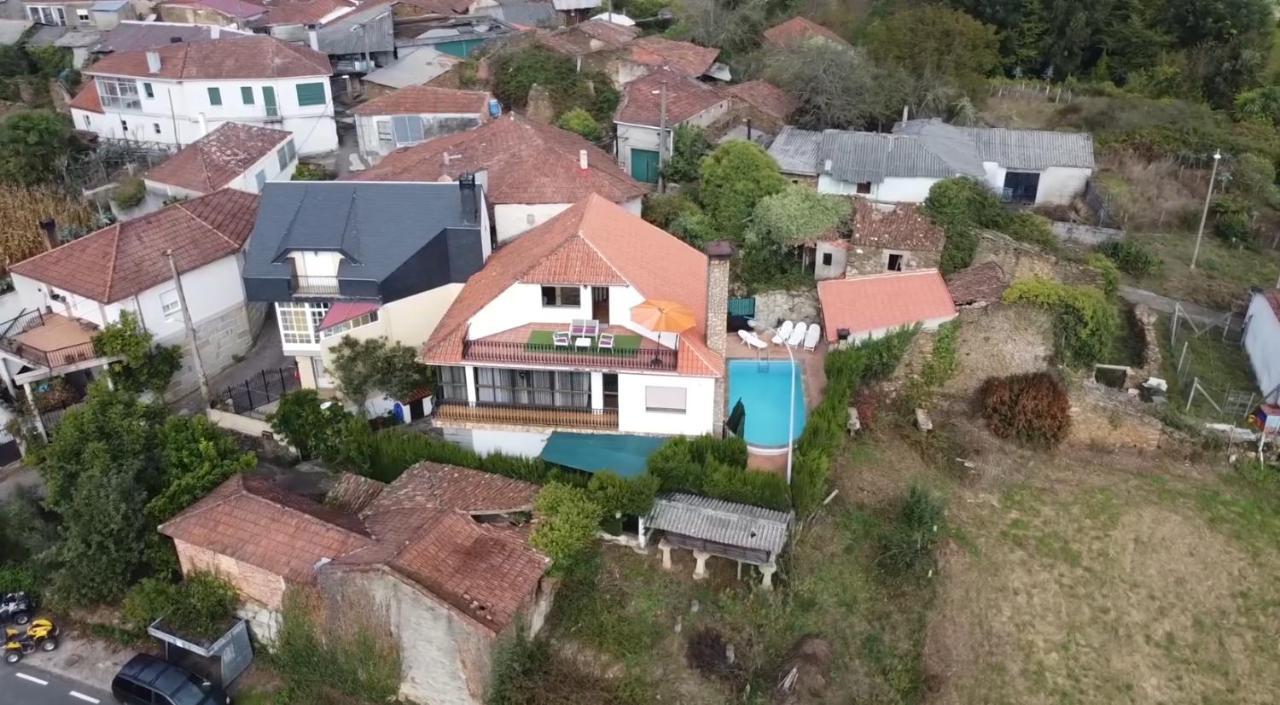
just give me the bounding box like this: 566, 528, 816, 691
630, 299, 696, 334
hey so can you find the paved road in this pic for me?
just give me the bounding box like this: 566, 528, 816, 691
1118, 285, 1232, 325
1, 664, 114, 705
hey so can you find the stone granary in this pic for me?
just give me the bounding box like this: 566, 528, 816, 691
645, 493, 792, 589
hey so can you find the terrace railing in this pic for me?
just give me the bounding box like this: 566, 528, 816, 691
434, 399, 619, 430
461, 339, 678, 371
290, 275, 342, 297
0, 310, 101, 371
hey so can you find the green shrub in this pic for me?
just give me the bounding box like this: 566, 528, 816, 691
1096, 239, 1159, 276
112, 177, 146, 209
274, 589, 401, 705
924, 178, 1059, 272
1003, 212, 1057, 250
907, 321, 960, 404
877, 485, 945, 577
1003, 278, 1118, 367
977, 371, 1072, 448
555, 107, 602, 142
530, 483, 603, 574
702, 459, 791, 511
1212, 195, 1253, 244
1086, 253, 1120, 299
587, 471, 659, 518
662, 125, 711, 185
642, 192, 701, 230
487, 632, 549, 705
291, 162, 332, 181
121, 573, 238, 641
646, 435, 749, 496
0, 564, 37, 597
269, 390, 348, 460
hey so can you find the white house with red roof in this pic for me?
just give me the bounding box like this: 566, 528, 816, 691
351, 85, 490, 161
614, 65, 732, 184
69, 34, 337, 155
423, 194, 730, 459
817, 270, 957, 345
4, 189, 263, 431
144, 122, 297, 199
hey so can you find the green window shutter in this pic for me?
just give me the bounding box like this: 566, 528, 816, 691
295, 82, 326, 107
241, 86, 254, 104
207, 87, 222, 106
143, 82, 153, 99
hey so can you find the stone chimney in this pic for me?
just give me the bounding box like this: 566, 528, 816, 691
145, 50, 161, 74
579, 149, 588, 170
705, 240, 734, 436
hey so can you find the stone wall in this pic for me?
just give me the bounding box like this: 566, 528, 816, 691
1068, 382, 1166, 450
174, 539, 287, 611
164, 303, 254, 400
754, 288, 820, 329
1127, 303, 1163, 385
973, 229, 1101, 287
845, 245, 941, 277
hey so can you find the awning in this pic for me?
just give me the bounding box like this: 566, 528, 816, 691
317, 301, 380, 332
539, 432, 665, 478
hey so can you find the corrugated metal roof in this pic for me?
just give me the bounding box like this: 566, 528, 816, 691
363, 47, 459, 88
895, 118, 1094, 170
816, 130, 982, 183
646, 492, 792, 555
316, 4, 395, 55
767, 126, 823, 176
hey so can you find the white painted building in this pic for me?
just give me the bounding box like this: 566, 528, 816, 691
4, 189, 264, 423
613, 65, 731, 184
423, 194, 729, 459
769, 120, 1096, 206
70, 34, 337, 156
1244, 290, 1280, 402
351, 85, 490, 161
144, 122, 297, 200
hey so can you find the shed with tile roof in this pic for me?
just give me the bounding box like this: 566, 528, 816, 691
144, 122, 294, 198
818, 270, 957, 344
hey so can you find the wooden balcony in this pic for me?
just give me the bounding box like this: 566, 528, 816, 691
434, 400, 619, 430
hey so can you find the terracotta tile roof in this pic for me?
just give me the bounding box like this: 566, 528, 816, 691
365, 461, 538, 515
946, 261, 1010, 306
725, 80, 796, 121
326, 472, 387, 514
158, 474, 373, 583
164, 0, 267, 20
85, 35, 331, 80
537, 19, 636, 56
626, 35, 718, 77
818, 270, 957, 341
69, 81, 102, 114
351, 85, 490, 116
423, 194, 724, 377
762, 16, 850, 49
145, 123, 291, 194
257, 0, 356, 26
350, 113, 646, 205
10, 189, 258, 303
615, 65, 726, 127
850, 199, 945, 252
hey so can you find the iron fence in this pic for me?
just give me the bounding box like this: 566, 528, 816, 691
218, 366, 300, 414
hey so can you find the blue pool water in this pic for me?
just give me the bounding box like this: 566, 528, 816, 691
727, 359, 806, 448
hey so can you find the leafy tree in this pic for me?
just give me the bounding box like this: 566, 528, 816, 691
669, 210, 719, 248
1235, 85, 1280, 126
145, 415, 255, 524
697, 141, 785, 241
865, 7, 1000, 100
661, 125, 711, 184
667, 0, 768, 55
748, 185, 851, 246
642, 192, 702, 230
490, 46, 619, 123
555, 108, 602, 142
94, 311, 183, 397
1212, 194, 1253, 244
529, 483, 603, 574
0, 110, 73, 186
587, 471, 659, 518
1158, 0, 1271, 47
269, 389, 349, 460
765, 41, 900, 130
1227, 153, 1279, 208
328, 335, 432, 413
54, 463, 153, 604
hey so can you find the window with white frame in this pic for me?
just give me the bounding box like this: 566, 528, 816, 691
645, 385, 687, 413
98, 78, 141, 110
27, 6, 66, 25
75, 8, 90, 22
391, 115, 425, 146
319, 310, 379, 339
277, 301, 330, 346
160, 288, 181, 319
282, 139, 296, 163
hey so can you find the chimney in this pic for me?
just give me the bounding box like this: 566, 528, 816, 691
37, 218, 57, 251
211, 26, 220, 39
705, 240, 734, 437
901, 104, 909, 123
308, 28, 320, 52
458, 172, 478, 225
578, 149, 588, 170
145, 50, 161, 74
197, 112, 208, 137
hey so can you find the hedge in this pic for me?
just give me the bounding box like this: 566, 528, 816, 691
646, 435, 788, 510
1003, 278, 1118, 368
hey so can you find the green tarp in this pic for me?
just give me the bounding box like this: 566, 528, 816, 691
539, 432, 665, 478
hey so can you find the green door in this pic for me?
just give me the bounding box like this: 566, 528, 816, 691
631, 148, 659, 184
263, 86, 278, 119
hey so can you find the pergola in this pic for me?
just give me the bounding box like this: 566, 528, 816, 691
644, 492, 792, 589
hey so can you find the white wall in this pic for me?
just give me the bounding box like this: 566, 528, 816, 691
841, 313, 957, 344
355, 112, 484, 159
442, 427, 552, 458
0, 290, 25, 325
318, 283, 464, 367
1035, 166, 1091, 205
288, 250, 344, 278
615, 100, 729, 175
616, 372, 715, 435
818, 174, 939, 203
1245, 294, 1280, 402
468, 282, 591, 339
493, 197, 640, 244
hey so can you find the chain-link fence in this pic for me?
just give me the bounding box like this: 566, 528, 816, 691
1168, 302, 1254, 422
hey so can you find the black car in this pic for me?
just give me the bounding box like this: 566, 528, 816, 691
111, 654, 231, 705
0, 592, 33, 625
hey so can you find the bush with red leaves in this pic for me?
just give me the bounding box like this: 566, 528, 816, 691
853, 388, 879, 430
977, 372, 1071, 448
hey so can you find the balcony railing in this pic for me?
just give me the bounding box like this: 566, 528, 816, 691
0, 309, 102, 371
462, 338, 678, 371
290, 275, 341, 297
434, 399, 619, 430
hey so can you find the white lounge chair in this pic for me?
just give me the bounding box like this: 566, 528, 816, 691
803, 323, 821, 352
598, 333, 615, 350
772, 320, 795, 345
787, 322, 807, 348
553, 331, 571, 348
738, 329, 768, 350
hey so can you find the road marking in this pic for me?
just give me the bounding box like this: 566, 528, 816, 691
69, 691, 101, 704
14, 672, 49, 685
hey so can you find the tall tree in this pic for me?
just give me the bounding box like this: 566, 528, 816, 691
697, 141, 786, 241
329, 336, 432, 413
865, 7, 1000, 100
0, 110, 73, 186
765, 41, 901, 130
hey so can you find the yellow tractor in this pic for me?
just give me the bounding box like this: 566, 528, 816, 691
3, 618, 59, 665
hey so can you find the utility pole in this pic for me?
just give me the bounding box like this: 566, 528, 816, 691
165, 250, 211, 407
1190, 150, 1221, 271
657, 81, 668, 193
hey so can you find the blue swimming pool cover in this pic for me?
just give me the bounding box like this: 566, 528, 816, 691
539, 432, 666, 478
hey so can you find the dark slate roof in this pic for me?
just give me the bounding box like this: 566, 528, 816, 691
241, 182, 485, 303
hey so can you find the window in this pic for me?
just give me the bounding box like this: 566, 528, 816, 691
277, 146, 289, 171
27, 5, 66, 24
207, 87, 222, 106
120, 119, 128, 133
153, 123, 161, 135
391, 115, 425, 146
241, 86, 254, 104
143, 82, 153, 98
160, 288, 181, 319
821, 252, 833, 266
76, 8, 90, 22
277, 302, 330, 346
255, 170, 266, 190
295, 82, 326, 107
645, 385, 687, 413
437, 366, 467, 402
541, 286, 580, 308
474, 368, 589, 408
376, 120, 392, 144
48, 290, 66, 304
319, 310, 379, 339
887, 253, 904, 271
855, 181, 872, 195
282, 139, 296, 163
82, 115, 90, 128
98, 78, 140, 110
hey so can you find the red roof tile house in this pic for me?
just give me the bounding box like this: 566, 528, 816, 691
4, 190, 263, 425
71, 34, 336, 155
817, 270, 957, 345
159, 462, 555, 705
423, 194, 731, 459
762, 16, 851, 50
536, 19, 725, 87
351, 113, 647, 243
614, 65, 732, 184
144, 122, 297, 199
351, 85, 490, 161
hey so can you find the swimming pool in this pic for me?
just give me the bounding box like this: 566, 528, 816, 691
727, 359, 806, 450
